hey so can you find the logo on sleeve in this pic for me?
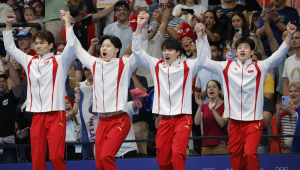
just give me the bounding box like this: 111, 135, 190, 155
2, 99, 8, 106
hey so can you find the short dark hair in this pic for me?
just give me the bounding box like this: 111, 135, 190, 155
161, 39, 182, 52
53, 41, 67, 55
296, 27, 300, 34
209, 42, 220, 51
23, 7, 36, 15
99, 35, 122, 58
32, 30, 55, 50
235, 37, 255, 51
66, 0, 86, 17
114, 1, 129, 12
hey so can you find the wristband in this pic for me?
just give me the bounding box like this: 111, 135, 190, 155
75, 102, 79, 104
69, 77, 75, 79
274, 18, 279, 24
75, 99, 79, 102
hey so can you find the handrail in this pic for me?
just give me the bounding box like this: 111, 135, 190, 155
0, 23, 42, 30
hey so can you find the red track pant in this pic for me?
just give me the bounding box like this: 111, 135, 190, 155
95, 113, 130, 170
30, 111, 66, 170
228, 119, 263, 170
156, 114, 193, 170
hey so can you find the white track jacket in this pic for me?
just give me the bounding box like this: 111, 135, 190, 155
4, 28, 75, 112
198, 36, 290, 121
132, 34, 206, 115
70, 29, 147, 113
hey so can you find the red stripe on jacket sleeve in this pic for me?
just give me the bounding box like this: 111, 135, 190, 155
51, 57, 59, 111
27, 56, 39, 111
181, 61, 190, 113
155, 60, 164, 114
116, 58, 125, 111
254, 61, 261, 120
223, 60, 233, 117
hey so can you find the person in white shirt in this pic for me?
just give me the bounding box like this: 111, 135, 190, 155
172, 0, 206, 25
62, 7, 148, 169
196, 15, 297, 169
282, 28, 300, 96
4, 12, 75, 170
132, 8, 204, 169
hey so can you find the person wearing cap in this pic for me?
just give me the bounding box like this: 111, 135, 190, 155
103, 1, 133, 58
178, 22, 197, 60
15, 30, 37, 79
132, 8, 205, 169
4, 11, 76, 170
64, 87, 82, 160
0, 53, 21, 164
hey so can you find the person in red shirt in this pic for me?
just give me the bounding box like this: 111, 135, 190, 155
15, 30, 37, 79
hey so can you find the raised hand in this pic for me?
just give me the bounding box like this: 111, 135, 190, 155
191, 14, 197, 28
252, 17, 259, 27
197, 13, 206, 24
60, 10, 66, 22
276, 101, 283, 115
266, 8, 278, 23
191, 43, 196, 53
199, 91, 207, 98
153, 9, 162, 24
5, 13, 16, 24
287, 22, 297, 35
137, 11, 149, 26
91, 38, 99, 45
260, 10, 269, 22
210, 98, 218, 110
231, 33, 240, 49
5, 52, 10, 63
195, 23, 206, 39
194, 92, 203, 106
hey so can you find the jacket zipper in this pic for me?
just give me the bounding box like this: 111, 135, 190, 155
37, 60, 42, 111
168, 68, 171, 115
241, 65, 244, 120
102, 63, 105, 112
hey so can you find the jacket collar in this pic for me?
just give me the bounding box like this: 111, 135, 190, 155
236, 58, 252, 67
164, 58, 181, 68
39, 52, 54, 60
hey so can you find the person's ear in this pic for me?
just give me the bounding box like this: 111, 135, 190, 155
176, 50, 180, 56
251, 50, 254, 56
49, 43, 54, 51
218, 50, 221, 56
115, 48, 120, 54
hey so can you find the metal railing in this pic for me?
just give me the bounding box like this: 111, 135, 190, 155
1, 134, 300, 162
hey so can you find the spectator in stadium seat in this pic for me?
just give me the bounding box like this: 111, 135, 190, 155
34, 0, 45, 30
213, 0, 249, 45
172, 0, 206, 26
65, 88, 82, 160
0, 53, 21, 164
103, 1, 132, 58
271, 82, 300, 153
15, 30, 37, 80
256, 0, 299, 57
194, 80, 229, 155
223, 11, 251, 60
195, 42, 223, 105
63, 0, 115, 55
178, 22, 197, 60
149, 0, 184, 40
282, 28, 300, 96
44, 0, 68, 42
196, 10, 221, 43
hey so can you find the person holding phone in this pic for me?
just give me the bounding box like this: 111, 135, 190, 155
271, 81, 300, 153
172, 0, 206, 25
213, 0, 249, 48
223, 11, 251, 60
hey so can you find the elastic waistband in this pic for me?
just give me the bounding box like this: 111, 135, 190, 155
100, 112, 128, 121
162, 114, 190, 119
